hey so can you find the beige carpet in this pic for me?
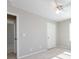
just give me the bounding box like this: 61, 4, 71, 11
7, 48, 71, 59
7, 52, 16, 59
52, 51, 71, 59
21, 48, 71, 59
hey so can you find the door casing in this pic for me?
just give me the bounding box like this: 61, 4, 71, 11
7, 12, 19, 58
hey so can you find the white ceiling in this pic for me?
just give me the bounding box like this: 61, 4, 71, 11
8, 0, 71, 21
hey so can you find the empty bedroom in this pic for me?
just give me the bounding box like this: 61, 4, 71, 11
7, 0, 71, 59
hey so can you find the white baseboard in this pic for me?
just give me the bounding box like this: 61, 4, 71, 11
18, 49, 47, 59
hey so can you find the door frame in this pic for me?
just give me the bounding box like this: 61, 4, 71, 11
7, 12, 19, 59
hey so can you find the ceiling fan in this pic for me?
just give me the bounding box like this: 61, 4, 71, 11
54, 0, 71, 14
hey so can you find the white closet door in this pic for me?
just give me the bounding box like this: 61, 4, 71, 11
47, 23, 56, 49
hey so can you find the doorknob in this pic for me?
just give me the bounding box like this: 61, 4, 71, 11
15, 38, 17, 40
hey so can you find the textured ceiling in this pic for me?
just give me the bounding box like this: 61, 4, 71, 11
8, 0, 71, 21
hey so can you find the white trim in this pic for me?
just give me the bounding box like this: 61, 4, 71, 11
18, 49, 47, 59
7, 12, 17, 16
16, 14, 19, 58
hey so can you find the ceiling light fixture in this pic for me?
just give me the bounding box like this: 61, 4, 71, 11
56, 8, 61, 14
55, 0, 63, 14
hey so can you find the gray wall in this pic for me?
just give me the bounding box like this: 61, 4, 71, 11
56, 19, 71, 50
18, 13, 48, 57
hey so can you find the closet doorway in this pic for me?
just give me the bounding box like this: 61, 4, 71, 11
7, 14, 17, 59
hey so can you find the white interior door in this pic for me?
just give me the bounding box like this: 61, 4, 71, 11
47, 23, 56, 49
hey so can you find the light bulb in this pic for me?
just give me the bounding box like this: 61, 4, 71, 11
56, 9, 61, 14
